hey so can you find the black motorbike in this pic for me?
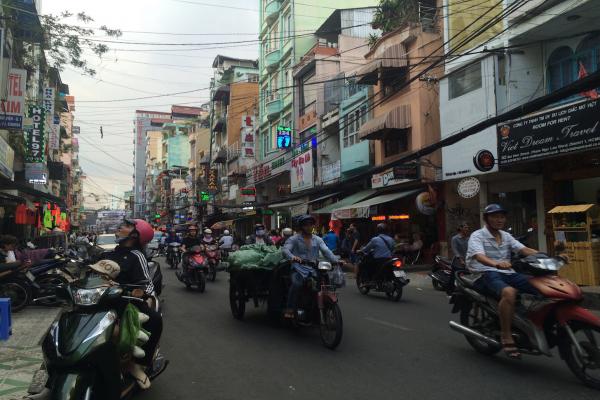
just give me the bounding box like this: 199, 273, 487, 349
355, 254, 410, 302
41, 274, 167, 399
429, 255, 456, 292
165, 242, 181, 269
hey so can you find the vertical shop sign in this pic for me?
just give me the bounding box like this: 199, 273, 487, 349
207, 169, 218, 193
0, 68, 27, 129
241, 115, 255, 158
43, 87, 55, 115
49, 114, 61, 150
25, 106, 46, 163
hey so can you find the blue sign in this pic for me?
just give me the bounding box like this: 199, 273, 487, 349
276, 126, 292, 148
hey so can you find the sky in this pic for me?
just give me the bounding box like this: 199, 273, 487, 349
42, 0, 260, 209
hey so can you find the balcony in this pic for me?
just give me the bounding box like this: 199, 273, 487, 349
265, 92, 282, 121
265, 0, 280, 24
265, 48, 281, 73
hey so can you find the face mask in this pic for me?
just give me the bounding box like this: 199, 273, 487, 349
256, 230, 266, 237
5, 250, 16, 263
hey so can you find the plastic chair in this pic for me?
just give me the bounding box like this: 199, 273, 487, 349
0, 298, 12, 340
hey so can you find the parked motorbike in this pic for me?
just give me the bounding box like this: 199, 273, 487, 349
203, 242, 220, 282
448, 253, 600, 389
430, 255, 456, 292
166, 242, 181, 269
41, 274, 167, 399
176, 246, 207, 292
355, 254, 409, 302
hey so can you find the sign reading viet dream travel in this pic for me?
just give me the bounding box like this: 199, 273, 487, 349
25, 106, 46, 163
498, 100, 600, 166
291, 149, 313, 193
0, 69, 27, 129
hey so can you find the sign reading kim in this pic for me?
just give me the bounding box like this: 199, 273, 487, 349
498, 100, 600, 166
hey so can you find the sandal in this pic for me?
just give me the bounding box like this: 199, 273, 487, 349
501, 340, 522, 360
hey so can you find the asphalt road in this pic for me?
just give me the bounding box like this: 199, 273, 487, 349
145, 259, 599, 400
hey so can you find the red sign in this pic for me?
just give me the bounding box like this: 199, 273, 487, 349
291, 152, 311, 168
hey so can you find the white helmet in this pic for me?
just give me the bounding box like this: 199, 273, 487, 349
223, 230, 230, 235
204, 228, 212, 235
282, 227, 293, 236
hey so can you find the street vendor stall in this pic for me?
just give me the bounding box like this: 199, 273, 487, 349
549, 204, 600, 285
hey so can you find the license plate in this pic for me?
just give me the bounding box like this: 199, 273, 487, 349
26, 271, 36, 281
393, 270, 406, 278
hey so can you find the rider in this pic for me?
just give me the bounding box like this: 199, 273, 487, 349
282, 215, 339, 319
279, 227, 293, 248
201, 228, 216, 245
246, 224, 273, 245
359, 223, 395, 283
103, 219, 162, 384
219, 229, 234, 251
181, 225, 201, 253
165, 229, 180, 244
466, 204, 539, 359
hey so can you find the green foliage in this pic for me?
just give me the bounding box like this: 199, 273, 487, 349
372, 0, 420, 35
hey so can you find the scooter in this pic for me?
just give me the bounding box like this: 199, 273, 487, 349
166, 242, 181, 269
429, 255, 456, 292
41, 274, 167, 399
448, 252, 600, 390
203, 243, 220, 282
355, 254, 409, 302
176, 246, 207, 292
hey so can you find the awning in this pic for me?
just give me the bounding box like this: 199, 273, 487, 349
332, 189, 420, 220
308, 192, 341, 204
313, 189, 376, 214
548, 204, 596, 214
356, 43, 408, 85
359, 105, 411, 141
211, 219, 234, 230
270, 199, 305, 209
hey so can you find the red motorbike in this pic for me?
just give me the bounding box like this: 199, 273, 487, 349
449, 253, 600, 389
203, 242, 220, 282
176, 246, 208, 293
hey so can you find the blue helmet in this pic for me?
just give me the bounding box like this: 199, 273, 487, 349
483, 204, 507, 216
295, 214, 316, 226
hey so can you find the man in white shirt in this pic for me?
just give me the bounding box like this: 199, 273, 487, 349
466, 204, 538, 359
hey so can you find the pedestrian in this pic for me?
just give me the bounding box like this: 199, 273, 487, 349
348, 224, 361, 264
322, 229, 339, 253
451, 222, 470, 265
269, 229, 282, 246
340, 228, 353, 260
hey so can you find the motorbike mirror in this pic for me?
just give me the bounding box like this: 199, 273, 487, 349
527, 227, 534, 233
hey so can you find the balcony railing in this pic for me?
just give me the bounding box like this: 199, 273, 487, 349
227, 141, 241, 161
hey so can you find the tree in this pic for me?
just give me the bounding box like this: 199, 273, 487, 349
369, 0, 420, 46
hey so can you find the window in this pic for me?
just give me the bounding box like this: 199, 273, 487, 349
284, 63, 292, 96
547, 46, 575, 92
448, 61, 482, 99
342, 104, 368, 148
497, 55, 506, 86
576, 33, 600, 77
383, 132, 408, 158
284, 13, 292, 41
300, 70, 317, 115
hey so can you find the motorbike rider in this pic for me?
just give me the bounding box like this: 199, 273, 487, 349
165, 229, 180, 245
181, 225, 201, 253
102, 218, 162, 387
219, 229, 234, 251
202, 228, 216, 245
279, 227, 293, 248
358, 223, 395, 284
282, 215, 339, 319
466, 204, 539, 359
246, 224, 273, 245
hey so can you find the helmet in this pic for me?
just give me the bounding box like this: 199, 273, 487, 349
376, 223, 387, 233
255, 223, 265, 231
282, 227, 293, 236
90, 259, 120, 279
483, 204, 507, 216
204, 229, 212, 235
296, 215, 316, 226
123, 219, 154, 246
223, 230, 230, 235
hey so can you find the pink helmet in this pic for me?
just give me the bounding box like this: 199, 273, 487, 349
124, 218, 154, 246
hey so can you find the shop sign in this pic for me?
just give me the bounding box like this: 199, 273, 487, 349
0, 68, 27, 129
290, 203, 308, 217
322, 160, 341, 184
241, 115, 255, 158
291, 151, 314, 193
241, 187, 256, 196
393, 164, 419, 180
207, 169, 218, 192
498, 99, 600, 166
371, 214, 410, 221
276, 125, 292, 148
25, 162, 47, 185
24, 106, 46, 163
457, 177, 480, 199
0, 135, 15, 180
372, 167, 417, 189
43, 87, 55, 115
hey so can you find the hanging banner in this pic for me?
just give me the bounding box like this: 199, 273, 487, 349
0, 68, 27, 129
241, 115, 255, 158
291, 150, 314, 193
49, 114, 61, 150
43, 87, 55, 115
24, 106, 46, 163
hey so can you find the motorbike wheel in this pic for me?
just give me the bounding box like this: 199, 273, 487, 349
560, 323, 600, 390
320, 300, 343, 350
35, 274, 68, 306
432, 278, 444, 291
459, 303, 501, 355
229, 283, 246, 320
385, 282, 403, 302
0, 278, 31, 312
355, 271, 370, 295
197, 271, 206, 293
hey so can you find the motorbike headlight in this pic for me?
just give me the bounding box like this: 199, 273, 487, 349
74, 287, 108, 306
318, 261, 332, 271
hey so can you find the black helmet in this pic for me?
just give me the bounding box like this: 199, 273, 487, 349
376, 223, 387, 234
483, 204, 507, 216
296, 214, 316, 226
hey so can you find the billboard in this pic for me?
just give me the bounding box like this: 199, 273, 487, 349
291, 150, 314, 193
0, 69, 27, 129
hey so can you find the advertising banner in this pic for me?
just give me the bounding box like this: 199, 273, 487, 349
291, 150, 314, 193
24, 106, 46, 163
25, 162, 47, 185
0, 135, 15, 180
0, 69, 27, 129
498, 100, 600, 166
322, 160, 341, 184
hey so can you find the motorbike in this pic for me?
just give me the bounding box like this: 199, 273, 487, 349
203, 242, 220, 282
355, 254, 410, 302
429, 255, 456, 292
146, 250, 163, 297
279, 259, 344, 349
176, 246, 207, 292
41, 273, 167, 399
448, 253, 600, 390
166, 242, 181, 269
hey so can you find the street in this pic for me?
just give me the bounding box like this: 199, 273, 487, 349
145, 260, 599, 400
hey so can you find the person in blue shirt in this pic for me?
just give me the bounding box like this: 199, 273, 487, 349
359, 223, 395, 283
322, 229, 339, 253
283, 215, 339, 319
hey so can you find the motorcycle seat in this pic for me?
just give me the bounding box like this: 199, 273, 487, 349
457, 272, 482, 288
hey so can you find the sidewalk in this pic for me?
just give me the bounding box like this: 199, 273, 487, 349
0, 307, 62, 400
